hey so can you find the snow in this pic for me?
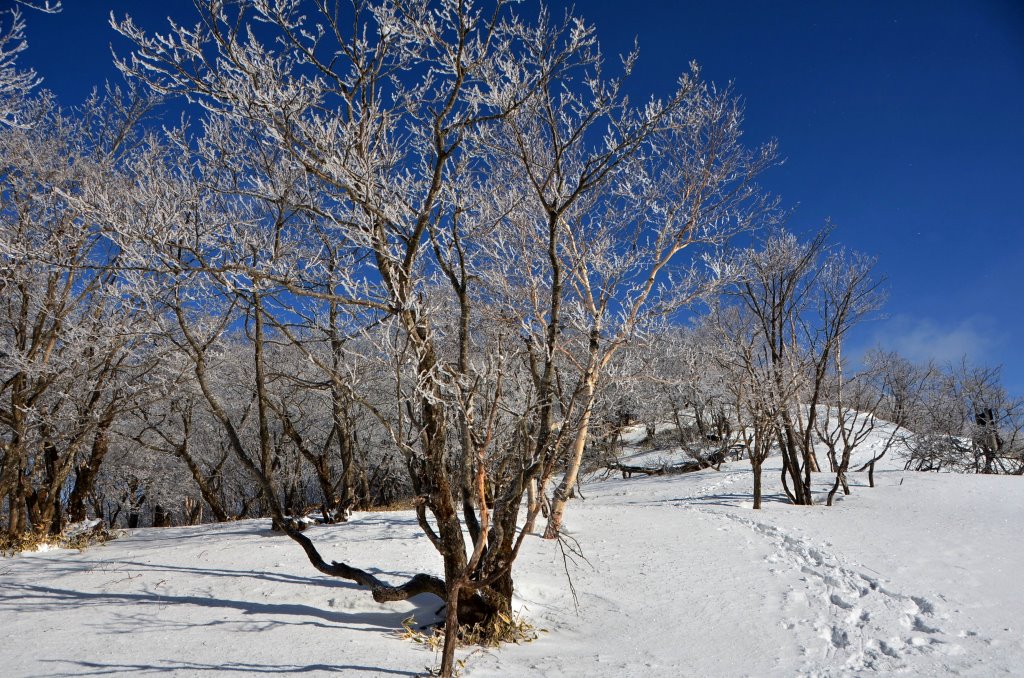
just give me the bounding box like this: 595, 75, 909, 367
2, 432, 1022, 676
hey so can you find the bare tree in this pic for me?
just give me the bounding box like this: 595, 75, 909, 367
904, 361, 1024, 475
812, 352, 886, 506
108, 5, 591, 674
656, 326, 740, 468
724, 228, 883, 506
848, 350, 936, 486
0, 89, 155, 538
710, 306, 791, 508
107, 3, 775, 674
478, 63, 778, 537
0, 1, 61, 127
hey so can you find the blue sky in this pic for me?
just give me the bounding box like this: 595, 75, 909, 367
17, 0, 1024, 392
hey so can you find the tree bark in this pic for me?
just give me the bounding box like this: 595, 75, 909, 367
544, 384, 595, 539
752, 459, 763, 510
67, 417, 115, 523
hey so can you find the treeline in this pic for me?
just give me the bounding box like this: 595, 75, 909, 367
2, 86, 1019, 539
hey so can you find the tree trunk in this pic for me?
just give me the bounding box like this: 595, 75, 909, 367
827, 448, 853, 507
544, 399, 594, 539
439, 581, 462, 678
779, 420, 812, 505
153, 504, 171, 527
331, 397, 357, 519
752, 458, 763, 510
67, 419, 114, 523
526, 478, 538, 518
176, 445, 230, 522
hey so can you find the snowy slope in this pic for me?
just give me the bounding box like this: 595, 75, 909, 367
2, 435, 1022, 676
469, 464, 1023, 676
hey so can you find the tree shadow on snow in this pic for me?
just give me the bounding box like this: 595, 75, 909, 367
682, 491, 791, 508
0, 582, 441, 635
112, 512, 427, 546
34, 659, 418, 676
0, 558, 370, 598
614, 491, 790, 509
4, 582, 438, 676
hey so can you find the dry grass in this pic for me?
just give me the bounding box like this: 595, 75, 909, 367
0, 521, 120, 557
360, 498, 416, 512
397, 608, 542, 650
399, 609, 543, 677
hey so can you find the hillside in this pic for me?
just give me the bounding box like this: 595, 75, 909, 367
3, 439, 1022, 677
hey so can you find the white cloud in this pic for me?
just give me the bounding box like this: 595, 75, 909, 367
865, 314, 1005, 366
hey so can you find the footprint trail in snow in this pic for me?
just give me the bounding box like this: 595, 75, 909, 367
679, 494, 989, 675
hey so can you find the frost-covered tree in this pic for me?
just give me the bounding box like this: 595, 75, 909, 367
848, 350, 937, 487
650, 326, 739, 467
812, 354, 887, 505
472, 63, 777, 537
0, 88, 155, 538
903, 361, 1023, 475
105, 4, 779, 674
719, 227, 883, 506
709, 305, 791, 508
0, 2, 61, 127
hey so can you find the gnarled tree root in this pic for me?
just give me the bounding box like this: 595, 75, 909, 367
281, 521, 498, 625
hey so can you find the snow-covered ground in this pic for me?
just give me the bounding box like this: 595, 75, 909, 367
3, 435, 1022, 676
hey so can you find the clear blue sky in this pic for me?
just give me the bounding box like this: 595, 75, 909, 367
16, 0, 1024, 392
